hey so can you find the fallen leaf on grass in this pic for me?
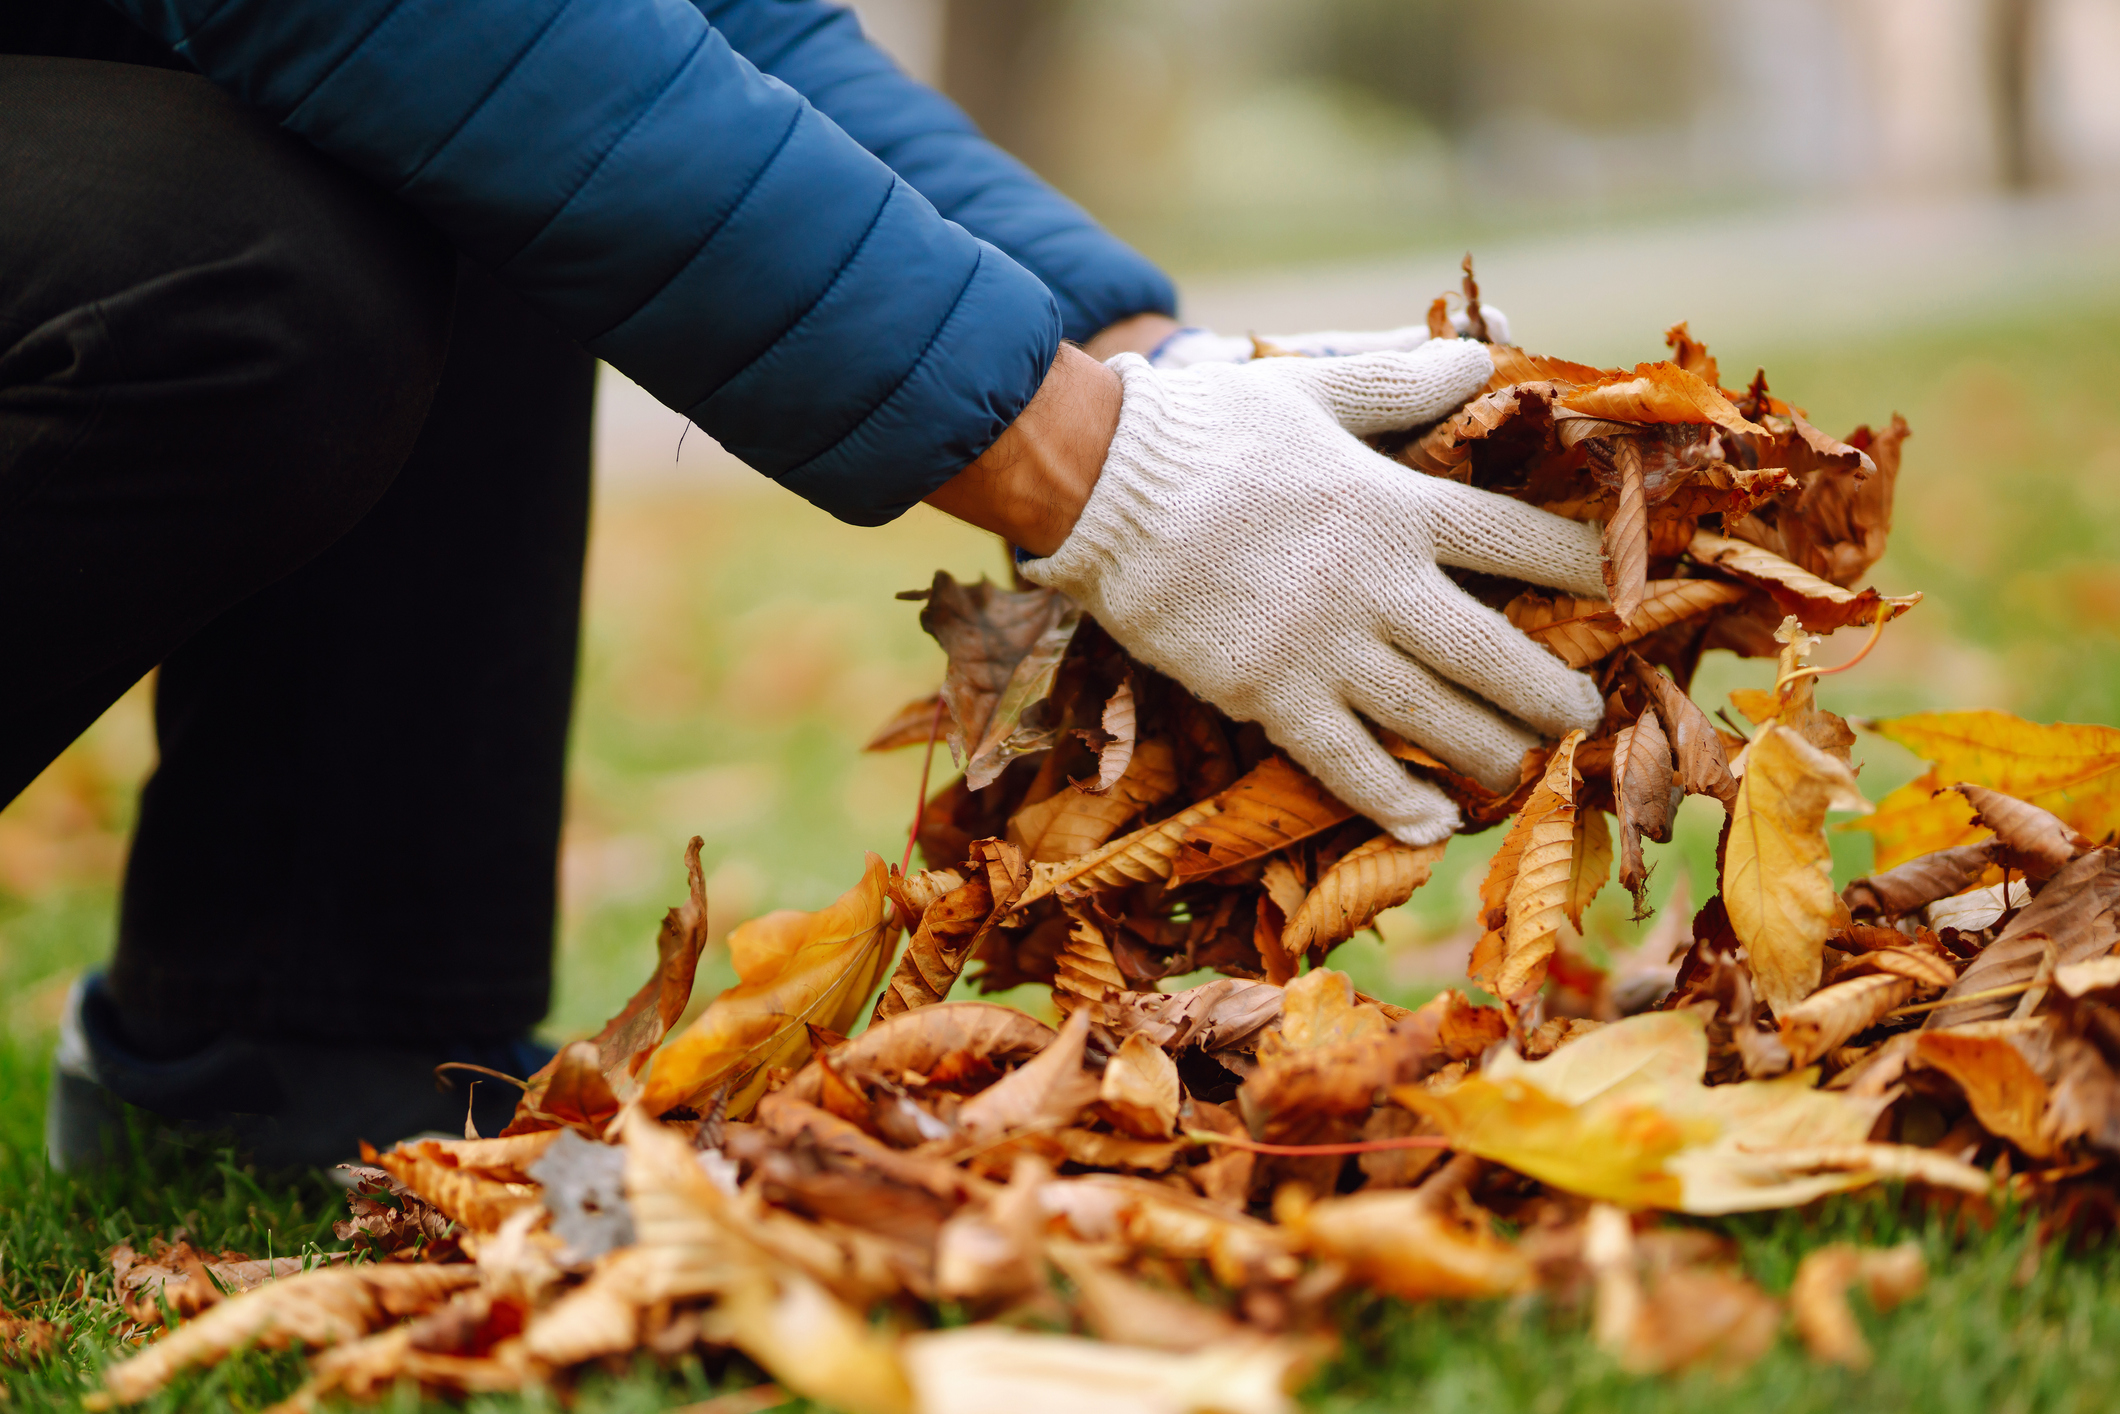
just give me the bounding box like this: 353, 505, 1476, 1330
902, 1325, 1312, 1414
640, 854, 899, 1118
1281, 1188, 1529, 1300
1585, 1204, 1780, 1376
94, 1265, 481, 1407
1790, 1242, 1925, 1368
1393, 1011, 1977, 1212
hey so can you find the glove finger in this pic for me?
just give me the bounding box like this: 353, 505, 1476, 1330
1342, 642, 1543, 795
1272, 342, 1494, 436
1412, 478, 1607, 598
1385, 566, 1606, 740
1266, 696, 1464, 846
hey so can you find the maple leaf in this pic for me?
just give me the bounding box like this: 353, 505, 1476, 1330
1847, 712, 2120, 871
1723, 723, 1872, 1015
638, 854, 899, 1118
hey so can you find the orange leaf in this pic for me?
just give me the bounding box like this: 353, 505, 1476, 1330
1560, 361, 1765, 437
1171, 756, 1353, 882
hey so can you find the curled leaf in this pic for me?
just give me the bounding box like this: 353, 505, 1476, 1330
1280, 835, 1446, 961
1508, 581, 1749, 669
639, 854, 899, 1118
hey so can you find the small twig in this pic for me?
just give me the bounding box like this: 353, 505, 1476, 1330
1774, 608, 1891, 694
902, 694, 947, 876
1886, 979, 2037, 1019
1184, 1130, 1451, 1157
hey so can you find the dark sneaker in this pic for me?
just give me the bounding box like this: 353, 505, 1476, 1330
47, 973, 552, 1172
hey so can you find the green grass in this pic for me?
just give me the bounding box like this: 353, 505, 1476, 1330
7, 290, 2120, 1409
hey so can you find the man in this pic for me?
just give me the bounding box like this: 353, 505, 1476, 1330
2, 0, 1608, 1169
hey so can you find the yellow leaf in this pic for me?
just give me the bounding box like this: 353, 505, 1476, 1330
1392, 1011, 1965, 1213
1724, 724, 1871, 1015
639, 854, 898, 1118
1845, 712, 2120, 869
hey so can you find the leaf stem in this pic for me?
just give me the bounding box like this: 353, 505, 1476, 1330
903, 694, 947, 876
1773, 607, 1891, 694
1183, 1130, 1451, 1156
1885, 979, 2036, 1019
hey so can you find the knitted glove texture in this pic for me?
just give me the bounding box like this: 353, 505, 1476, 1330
1021, 342, 1605, 845
1151, 306, 1510, 367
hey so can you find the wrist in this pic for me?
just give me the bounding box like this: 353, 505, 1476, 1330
1082, 311, 1180, 362
922, 344, 1122, 557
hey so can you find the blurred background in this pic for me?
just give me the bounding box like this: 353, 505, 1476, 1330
6, 0, 2120, 1051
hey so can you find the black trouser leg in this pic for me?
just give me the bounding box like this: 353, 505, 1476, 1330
2, 57, 593, 1056
112, 263, 595, 1053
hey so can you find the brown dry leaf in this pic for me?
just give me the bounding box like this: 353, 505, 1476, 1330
1507, 581, 1749, 669
1099, 978, 1285, 1057
1569, 808, 1614, 930
1282, 1189, 1529, 1300
1778, 974, 1914, 1067
639, 854, 899, 1118
1790, 1243, 1926, 1369
1602, 438, 1649, 624
1488, 346, 1616, 391
1044, 1242, 1244, 1350
1399, 382, 1554, 480
872, 861, 999, 1024
1280, 834, 1446, 960
955, 1005, 1100, 1143
98, 1265, 481, 1406
1468, 744, 1577, 994
1914, 1031, 2055, 1158
515, 1040, 622, 1134
1086, 678, 1138, 793
1585, 1205, 1780, 1377
371, 1141, 544, 1234
1100, 1032, 1180, 1139
1724, 723, 1871, 1015
1847, 712, 2120, 871
902, 1326, 1311, 1414
916, 571, 1081, 790
1841, 840, 2000, 919
1, 1304, 64, 1368
1688, 531, 1920, 633
110, 1241, 328, 1326
1053, 911, 1130, 1015
1628, 656, 1739, 802
1724, 413, 1902, 590
1242, 969, 1402, 1129
1926, 849, 2120, 1027
781, 1001, 1055, 1111
864, 693, 943, 752
511, 838, 711, 1130
1494, 732, 1587, 998
1950, 784, 2092, 880
1172, 756, 1353, 883
1613, 710, 1677, 895
1013, 799, 1225, 911
1663, 321, 1720, 388
1560, 361, 1765, 437
1009, 740, 1177, 863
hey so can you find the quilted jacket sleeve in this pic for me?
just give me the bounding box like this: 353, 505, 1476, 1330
698, 0, 1175, 345
111, 0, 1062, 525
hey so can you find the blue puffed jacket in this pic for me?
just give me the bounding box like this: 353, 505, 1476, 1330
108, 0, 1175, 524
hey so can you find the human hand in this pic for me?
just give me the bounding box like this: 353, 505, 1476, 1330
1149, 306, 1510, 368
1014, 340, 1604, 845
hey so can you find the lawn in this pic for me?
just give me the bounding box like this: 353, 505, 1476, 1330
5, 289, 2120, 1409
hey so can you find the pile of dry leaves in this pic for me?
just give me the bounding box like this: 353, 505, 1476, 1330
83, 288, 2120, 1414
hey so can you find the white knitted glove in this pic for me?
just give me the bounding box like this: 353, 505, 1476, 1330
1150, 306, 1510, 368
1020, 342, 1606, 846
